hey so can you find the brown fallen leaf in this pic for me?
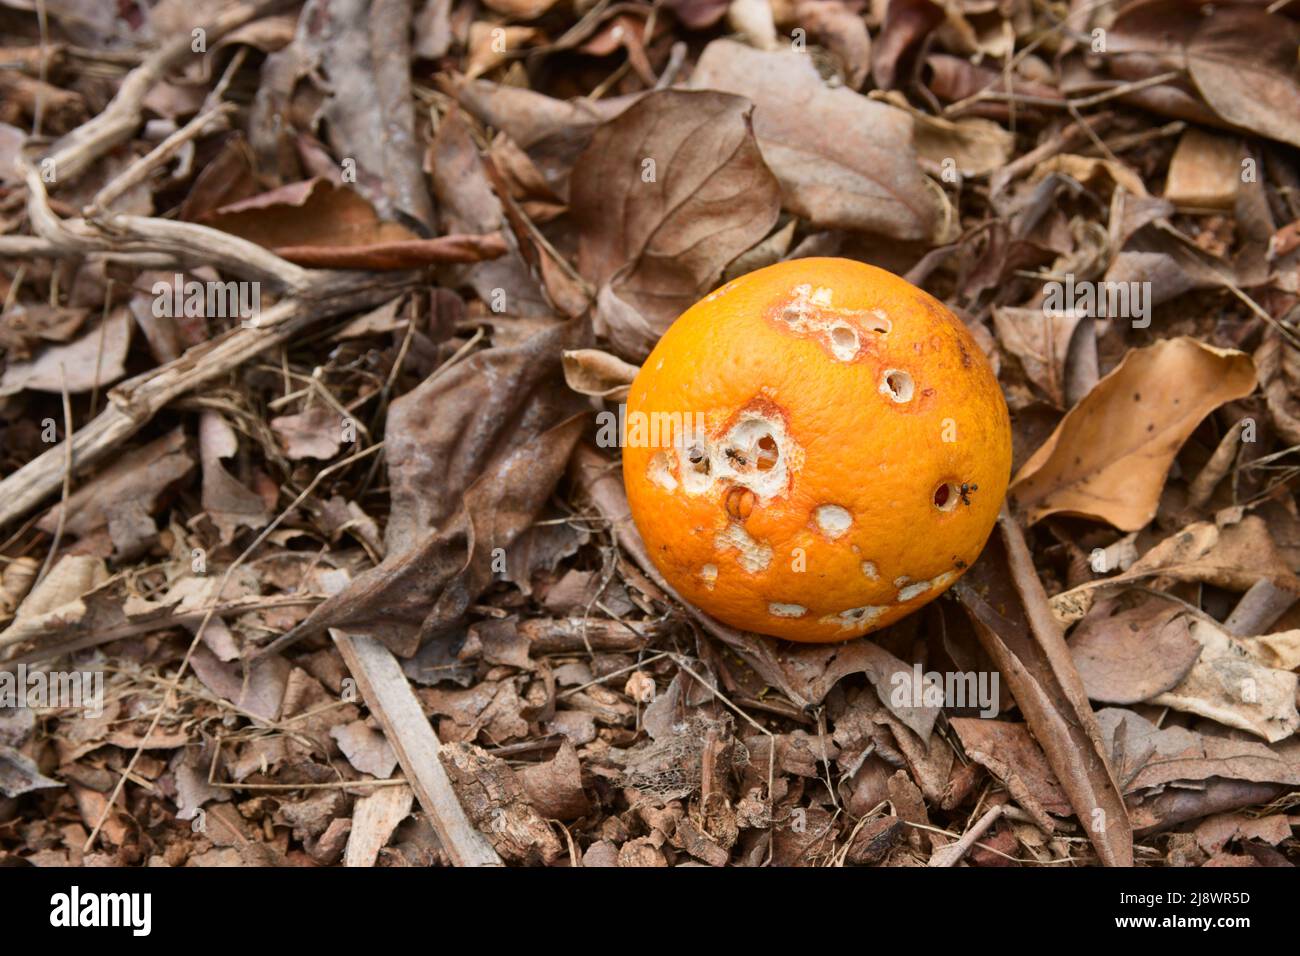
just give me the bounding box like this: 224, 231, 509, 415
199, 411, 271, 543
793, 0, 872, 90
949, 718, 1072, 823
954, 510, 1134, 866
1150, 616, 1299, 744
519, 739, 589, 821
1010, 337, 1257, 529
261, 318, 591, 658
571, 88, 781, 361
447, 78, 637, 199
691, 39, 944, 241
871, 0, 943, 90
0, 307, 130, 398
1095, 706, 1300, 791
1068, 596, 1203, 706
1109, 0, 1300, 150
427, 107, 553, 317
1050, 515, 1300, 626
251, 0, 435, 229
36, 427, 195, 540
991, 306, 1083, 408
202, 178, 505, 269
270, 402, 345, 461
330, 720, 398, 779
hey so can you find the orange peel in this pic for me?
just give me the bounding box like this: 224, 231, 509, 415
621, 257, 1012, 643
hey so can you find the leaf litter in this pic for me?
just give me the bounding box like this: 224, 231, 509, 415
0, 0, 1298, 869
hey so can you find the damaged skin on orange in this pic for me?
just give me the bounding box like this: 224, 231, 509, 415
622, 257, 1012, 643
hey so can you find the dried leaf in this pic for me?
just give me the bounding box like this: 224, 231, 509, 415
572, 88, 781, 361
691, 39, 942, 240
1068, 597, 1203, 705
1010, 337, 1257, 529
0, 308, 130, 398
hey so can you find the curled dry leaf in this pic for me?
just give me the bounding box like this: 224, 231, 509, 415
793, 0, 872, 90
691, 39, 943, 241
1095, 707, 1300, 792
1010, 337, 1257, 530
572, 88, 781, 361
1050, 515, 1300, 626
871, 0, 944, 91
991, 306, 1083, 408
561, 348, 639, 400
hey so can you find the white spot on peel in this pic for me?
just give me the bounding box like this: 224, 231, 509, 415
822, 605, 887, 632
769, 602, 806, 618
814, 505, 852, 539
898, 581, 931, 602
896, 570, 960, 603
715, 523, 773, 573
861, 561, 879, 580
894, 576, 910, 588
700, 564, 718, 589
647, 452, 677, 491
931, 570, 959, 591
811, 286, 834, 307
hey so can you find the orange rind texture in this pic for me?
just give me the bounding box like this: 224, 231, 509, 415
621, 257, 1013, 643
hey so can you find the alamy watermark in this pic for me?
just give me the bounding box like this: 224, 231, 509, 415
49, 886, 151, 936
151, 273, 261, 327
1043, 273, 1151, 329
890, 664, 999, 718
595, 403, 706, 449
0, 663, 104, 717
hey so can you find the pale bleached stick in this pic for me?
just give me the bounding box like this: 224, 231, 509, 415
0, 277, 416, 530
331, 629, 503, 867
40, 0, 293, 183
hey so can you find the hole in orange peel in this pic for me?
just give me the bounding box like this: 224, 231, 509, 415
933, 481, 959, 512
828, 323, 859, 360
881, 369, 914, 403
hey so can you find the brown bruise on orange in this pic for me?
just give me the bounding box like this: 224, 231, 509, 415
623, 257, 1012, 643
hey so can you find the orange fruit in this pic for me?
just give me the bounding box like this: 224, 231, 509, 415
621, 257, 1011, 643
